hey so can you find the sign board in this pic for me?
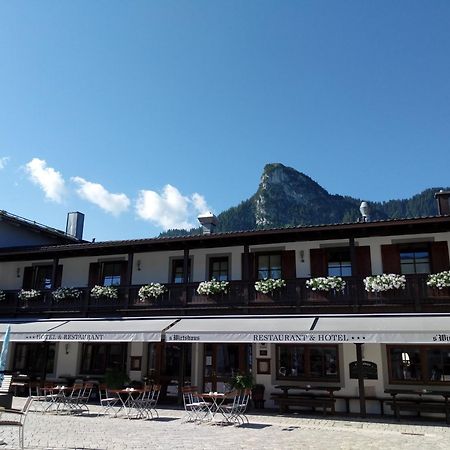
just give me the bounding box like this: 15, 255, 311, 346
349, 361, 378, 380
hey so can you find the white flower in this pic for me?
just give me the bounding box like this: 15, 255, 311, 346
52, 287, 83, 301
306, 276, 346, 292
427, 271, 450, 290
90, 285, 119, 300
254, 278, 286, 295
0, 290, 5, 302
197, 279, 229, 296
18, 289, 41, 300
363, 274, 406, 293
138, 283, 167, 301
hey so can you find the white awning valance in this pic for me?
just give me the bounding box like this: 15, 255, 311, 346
165, 315, 450, 344
0, 318, 177, 342
165, 317, 316, 343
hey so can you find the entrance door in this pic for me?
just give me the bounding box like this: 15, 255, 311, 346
203, 344, 248, 392
147, 343, 191, 403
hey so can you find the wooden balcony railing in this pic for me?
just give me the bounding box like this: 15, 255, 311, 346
1, 275, 449, 317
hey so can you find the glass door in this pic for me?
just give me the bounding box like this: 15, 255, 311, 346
147, 343, 191, 403
203, 344, 247, 392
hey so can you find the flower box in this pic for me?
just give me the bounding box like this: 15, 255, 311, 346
90, 285, 119, 300
52, 287, 83, 302
138, 283, 166, 303
305, 276, 346, 293
18, 289, 41, 300
197, 279, 229, 296
363, 274, 406, 293
427, 271, 450, 290
254, 278, 286, 295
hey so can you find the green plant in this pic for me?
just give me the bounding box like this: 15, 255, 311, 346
363, 274, 406, 293
52, 287, 83, 302
197, 279, 229, 296
138, 283, 167, 301
104, 368, 130, 389
254, 278, 286, 295
18, 289, 41, 300
90, 285, 119, 300
427, 271, 450, 290
306, 276, 346, 292
228, 372, 254, 390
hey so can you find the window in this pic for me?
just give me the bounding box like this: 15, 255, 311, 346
257, 254, 281, 280
276, 345, 339, 381
400, 249, 431, 274
171, 259, 191, 284
12, 343, 56, 375
388, 346, 450, 384
327, 249, 352, 277
101, 262, 123, 286
209, 257, 229, 281
80, 343, 126, 375
23, 265, 54, 290
34, 265, 53, 289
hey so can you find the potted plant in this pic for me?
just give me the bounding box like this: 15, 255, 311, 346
90, 285, 119, 300
104, 368, 130, 389
197, 279, 229, 296
363, 274, 406, 293
427, 271, 450, 290
228, 372, 254, 391
254, 278, 286, 299
138, 283, 167, 303
52, 287, 83, 302
306, 276, 346, 292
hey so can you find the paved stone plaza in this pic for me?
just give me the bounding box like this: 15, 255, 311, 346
1, 397, 450, 449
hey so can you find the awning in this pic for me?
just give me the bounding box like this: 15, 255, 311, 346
165, 316, 316, 343
0, 321, 66, 342
0, 318, 177, 342
165, 314, 450, 344
313, 315, 450, 344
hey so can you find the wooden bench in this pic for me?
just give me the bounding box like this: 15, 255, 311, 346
271, 393, 336, 415
386, 399, 450, 423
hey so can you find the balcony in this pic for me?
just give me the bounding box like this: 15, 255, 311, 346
1, 275, 449, 318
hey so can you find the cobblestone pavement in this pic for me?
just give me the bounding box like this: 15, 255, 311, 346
1, 397, 449, 449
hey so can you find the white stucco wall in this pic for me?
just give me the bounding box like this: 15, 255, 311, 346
1, 230, 449, 290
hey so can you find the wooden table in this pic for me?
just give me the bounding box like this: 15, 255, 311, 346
272, 385, 341, 414
385, 388, 450, 423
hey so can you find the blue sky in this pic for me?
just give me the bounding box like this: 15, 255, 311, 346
1, 1, 449, 241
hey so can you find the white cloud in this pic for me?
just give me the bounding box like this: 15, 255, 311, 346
136, 184, 212, 230
25, 158, 66, 203
72, 176, 130, 216
0, 156, 10, 170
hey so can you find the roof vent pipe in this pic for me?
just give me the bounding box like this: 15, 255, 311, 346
359, 202, 370, 222
66, 212, 85, 240
198, 212, 218, 234
435, 190, 450, 216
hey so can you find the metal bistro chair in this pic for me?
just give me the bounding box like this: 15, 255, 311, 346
76, 382, 94, 414
221, 389, 251, 425
181, 386, 209, 423
130, 385, 153, 419
98, 384, 120, 417
139, 384, 161, 420
63, 383, 84, 414
0, 396, 34, 449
